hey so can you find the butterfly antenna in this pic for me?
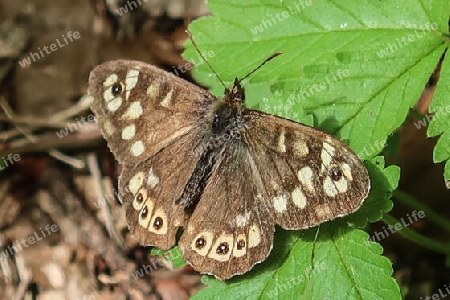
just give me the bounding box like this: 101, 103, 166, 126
238, 52, 282, 83
186, 29, 227, 90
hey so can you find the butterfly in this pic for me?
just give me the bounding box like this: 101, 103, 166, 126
88, 59, 370, 280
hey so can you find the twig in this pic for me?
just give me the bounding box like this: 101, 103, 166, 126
86, 153, 124, 246
12, 254, 32, 300
382, 214, 450, 254
0, 96, 37, 143
49, 150, 85, 169
393, 189, 450, 232
0, 115, 69, 128
0, 95, 94, 169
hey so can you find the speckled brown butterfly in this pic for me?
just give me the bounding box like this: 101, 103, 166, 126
88, 58, 370, 280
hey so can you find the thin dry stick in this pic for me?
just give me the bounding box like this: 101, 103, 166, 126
48, 150, 85, 169
86, 153, 124, 247
0, 96, 92, 169
0, 115, 69, 128
49, 95, 93, 123
12, 255, 32, 300
0, 94, 93, 142
0, 235, 14, 284
0, 97, 37, 143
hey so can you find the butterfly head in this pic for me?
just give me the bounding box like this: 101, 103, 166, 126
225, 78, 245, 102
223, 78, 246, 113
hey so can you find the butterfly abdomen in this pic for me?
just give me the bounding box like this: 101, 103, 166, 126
177, 147, 216, 213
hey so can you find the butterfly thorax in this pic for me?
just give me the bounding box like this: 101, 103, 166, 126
176, 80, 249, 211
210, 78, 247, 137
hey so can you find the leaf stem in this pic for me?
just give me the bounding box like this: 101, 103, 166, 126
393, 190, 450, 232
381, 214, 450, 255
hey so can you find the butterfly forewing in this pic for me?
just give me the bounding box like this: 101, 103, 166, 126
242, 111, 370, 230
88, 60, 214, 164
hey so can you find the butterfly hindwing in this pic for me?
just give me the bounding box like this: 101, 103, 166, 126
118, 128, 204, 250
179, 141, 274, 280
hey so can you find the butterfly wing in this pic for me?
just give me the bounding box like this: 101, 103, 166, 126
179, 141, 275, 280
89, 60, 215, 249
242, 110, 370, 229
88, 60, 214, 165
118, 129, 205, 249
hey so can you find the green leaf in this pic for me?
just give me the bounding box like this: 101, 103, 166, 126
193, 223, 400, 299
151, 247, 187, 269
306, 224, 400, 300
180, 0, 448, 297
383, 131, 400, 158
346, 156, 400, 228
257, 86, 315, 126
427, 51, 450, 182
185, 0, 449, 157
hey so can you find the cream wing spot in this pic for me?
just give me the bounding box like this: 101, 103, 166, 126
121, 102, 143, 120
107, 97, 122, 112
125, 69, 139, 88
192, 231, 214, 256
103, 120, 116, 136
273, 193, 288, 213
131, 140, 145, 157
323, 142, 335, 154
147, 168, 160, 189
335, 177, 348, 193
103, 89, 114, 102
147, 82, 160, 98
233, 233, 247, 258
248, 225, 261, 248
160, 89, 174, 107
293, 138, 309, 157
103, 73, 118, 87
341, 163, 353, 181
148, 208, 168, 234
297, 166, 315, 193
125, 69, 140, 100
129, 172, 145, 195
277, 129, 286, 153
208, 233, 233, 262
125, 69, 139, 79
291, 186, 307, 209
235, 212, 250, 227
323, 176, 338, 197
321, 142, 335, 172
121, 124, 136, 140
